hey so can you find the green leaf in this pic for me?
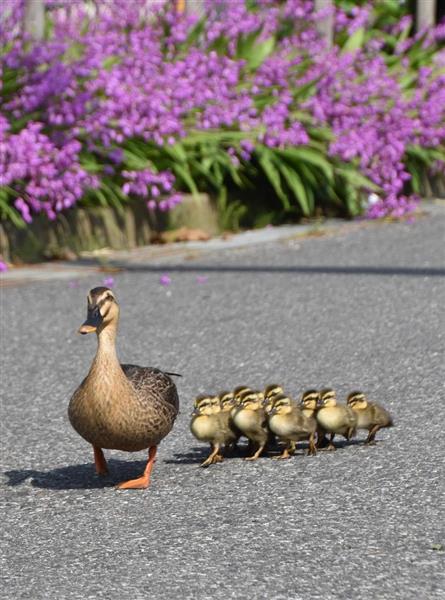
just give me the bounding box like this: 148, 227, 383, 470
256, 149, 289, 208
277, 147, 334, 181
342, 28, 365, 53
172, 163, 199, 196
278, 163, 311, 216
335, 166, 380, 191
122, 149, 149, 170
185, 17, 206, 48
102, 56, 121, 70
164, 143, 188, 163
247, 37, 275, 69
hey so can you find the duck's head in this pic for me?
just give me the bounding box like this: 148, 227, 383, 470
264, 384, 284, 399
193, 395, 220, 416
269, 394, 293, 416
318, 388, 337, 408
219, 391, 235, 412
239, 391, 263, 411
233, 386, 252, 405
263, 384, 284, 411
301, 389, 319, 411
79, 287, 118, 335
346, 391, 368, 410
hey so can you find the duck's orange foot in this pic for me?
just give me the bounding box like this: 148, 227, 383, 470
116, 475, 150, 490
115, 445, 157, 491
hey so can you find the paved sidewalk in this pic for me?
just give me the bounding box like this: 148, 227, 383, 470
1, 203, 444, 600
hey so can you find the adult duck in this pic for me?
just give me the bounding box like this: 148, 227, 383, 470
68, 287, 179, 489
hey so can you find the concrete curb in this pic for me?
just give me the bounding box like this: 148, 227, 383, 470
1, 200, 444, 286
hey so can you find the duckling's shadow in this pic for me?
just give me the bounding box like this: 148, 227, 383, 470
4, 459, 147, 490
165, 439, 366, 465
164, 445, 253, 465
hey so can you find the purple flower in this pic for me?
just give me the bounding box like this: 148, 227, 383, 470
159, 274, 171, 286
103, 276, 115, 288
196, 275, 208, 284
0, 261, 8, 273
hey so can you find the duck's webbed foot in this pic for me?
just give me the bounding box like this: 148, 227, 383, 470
273, 445, 292, 460
116, 446, 157, 490
245, 443, 266, 461
201, 444, 223, 467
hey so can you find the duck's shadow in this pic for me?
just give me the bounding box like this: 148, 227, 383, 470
4, 459, 147, 490
4, 440, 367, 489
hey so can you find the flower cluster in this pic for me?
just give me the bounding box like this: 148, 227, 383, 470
0, 117, 98, 221
1, 0, 444, 226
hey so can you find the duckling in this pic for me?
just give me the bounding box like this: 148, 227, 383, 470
316, 388, 357, 451
347, 391, 393, 444
300, 389, 319, 418
268, 394, 317, 458
230, 386, 253, 420
218, 391, 241, 451
68, 287, 179, 489
232, 392, 268, 461
300, 389, 327, 449
190, 395, 227, 467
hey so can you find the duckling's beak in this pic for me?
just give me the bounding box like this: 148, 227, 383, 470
78, 306, 103, 334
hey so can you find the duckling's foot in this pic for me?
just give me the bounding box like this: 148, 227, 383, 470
307, 435, 317, 456
273, 448, 292, 460
200, 445, 223, 467
245, 445, 265, 461
201, 453, 224, 467
93, 446, 109, 476
366, 426, 380, 445
116, 446, 157, 490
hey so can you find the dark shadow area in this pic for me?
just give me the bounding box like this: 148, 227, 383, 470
164, 439, 364, 465
4, 458, 147, 490
75, 259, 445, 278
3, 439, 374, 487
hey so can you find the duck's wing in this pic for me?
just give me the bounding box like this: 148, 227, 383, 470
121, 364, 179, 412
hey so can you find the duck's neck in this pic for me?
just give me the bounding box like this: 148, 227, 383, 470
90, 324, 121, 376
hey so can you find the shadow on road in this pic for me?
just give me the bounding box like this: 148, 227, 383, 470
79, 262, 445, 278
4, 459, 147, 490
164, 439, 364, 465
4, 440, 368, 487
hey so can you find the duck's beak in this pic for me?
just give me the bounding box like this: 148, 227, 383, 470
78, 306, 103, 334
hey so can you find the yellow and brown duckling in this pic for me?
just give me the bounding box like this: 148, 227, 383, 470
300, 389, 319, 418
218, 390, 241, 451
316, 388, 357, 451
230, 385, 253, 420
190, 395, 236, 467
232, 391, 268, 461
268, 393, 317, 459
300, 389, 329, 449
346, 391, 393, 444
68, 287, 179, 489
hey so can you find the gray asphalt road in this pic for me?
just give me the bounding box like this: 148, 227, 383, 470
1, 208, 445, 600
